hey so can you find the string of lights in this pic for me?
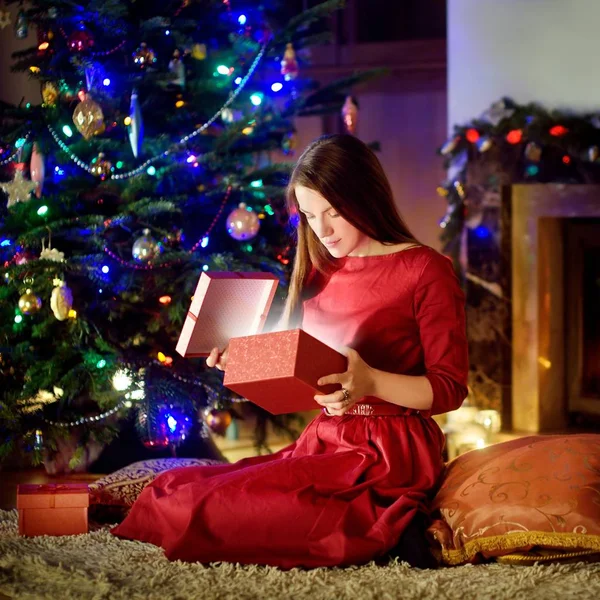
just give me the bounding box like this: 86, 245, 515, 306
45, 41, 268, 180
0, 132, 31, 166
102, 185, 232, 270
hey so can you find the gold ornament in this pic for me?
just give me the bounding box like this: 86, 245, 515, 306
41, 81, 59, 106
0, 168, 37, 208
191, 43, 207, 60
90, 153, 112, 180
19, 289, 42, 314
341, 96, 359, 135
226, 202, 260, 241
50, 281, 73, 321
202, 408, 232, 436
132, 228, 160, 262
72, 96, 104, 140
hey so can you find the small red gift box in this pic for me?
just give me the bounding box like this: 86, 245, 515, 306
176, 272, 279, 358
224, 329, 347, 414
17, 483, 90, 537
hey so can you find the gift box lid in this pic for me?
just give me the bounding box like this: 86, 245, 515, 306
176, 271, 279, 358
17, 483, 90, 509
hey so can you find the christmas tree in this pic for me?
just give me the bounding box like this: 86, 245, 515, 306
0, 0, 377, 470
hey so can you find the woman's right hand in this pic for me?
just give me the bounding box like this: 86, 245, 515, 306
206, 346, 229, 372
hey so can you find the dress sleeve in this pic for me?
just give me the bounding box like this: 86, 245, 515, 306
413, 252, 469, 415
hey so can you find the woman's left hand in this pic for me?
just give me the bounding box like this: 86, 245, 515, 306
314, 347, 376, 416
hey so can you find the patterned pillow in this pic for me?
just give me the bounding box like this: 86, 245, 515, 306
89, 457, 224, 507
427, 434, 600, 565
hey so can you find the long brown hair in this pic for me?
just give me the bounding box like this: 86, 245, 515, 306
280, 134, 419, 328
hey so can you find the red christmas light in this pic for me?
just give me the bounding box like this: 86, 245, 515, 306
550, 125, 568, 137
506, 130, 523, 144
466, 128, 480, 143
562, 155, 571, 164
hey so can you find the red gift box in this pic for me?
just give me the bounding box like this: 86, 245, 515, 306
17, 483, 90, 536
224, 328, 347, 414
176, 272, 279, 358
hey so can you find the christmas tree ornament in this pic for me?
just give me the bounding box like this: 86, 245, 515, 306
30, 143, 45, 198
132, 228, 160, 262
280, 42, 299, 81
67, 27, 94, 52
90, 153, 112, 180
72, 95, 104, 140
50, 280, 73, 321
440, 136, 460, 155
202, 407, 232, 436
525, 142, 542, 163
0, 167, 37, 207
14, 9, 27, 39
133, 43, 156, 68
18, 289, 42, 314
191, 43, 207, 60
480, 98, 515, 126
281, 131, 297, 155
41, 81, 59, 106
226, 202, 260, 241
128, 89, 144, 158
476, 137, 492, 153
168, 49, 185, 88
0, 10, 11, 29
40, 234, 65, 262
588, 146, 599, 162
341, 96, 359, 135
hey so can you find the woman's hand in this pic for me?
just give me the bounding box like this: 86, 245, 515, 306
314, 346, 376, 416
206, 346, 229, 372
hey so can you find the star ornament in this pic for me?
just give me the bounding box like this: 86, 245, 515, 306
0, 11, 11, 30
0, 170, 38, 207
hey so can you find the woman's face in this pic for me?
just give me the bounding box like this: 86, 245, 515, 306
295, 186, 371, 258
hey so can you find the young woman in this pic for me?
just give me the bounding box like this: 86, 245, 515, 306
112, 134, 469, 569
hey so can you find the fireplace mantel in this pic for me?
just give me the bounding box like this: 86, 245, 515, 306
509, 184, 600, 432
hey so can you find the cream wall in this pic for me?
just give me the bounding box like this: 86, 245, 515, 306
448, 0, 600, 130
294, 90, 448, 251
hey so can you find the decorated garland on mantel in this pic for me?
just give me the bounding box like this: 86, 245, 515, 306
436, 97, 600, 265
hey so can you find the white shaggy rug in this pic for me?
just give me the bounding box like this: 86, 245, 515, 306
0, 510, 599, 600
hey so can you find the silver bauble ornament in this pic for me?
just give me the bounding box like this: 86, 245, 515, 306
226, 203, 260, 241
132, 228, 160, 262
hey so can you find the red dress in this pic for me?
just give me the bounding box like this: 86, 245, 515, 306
111, 247, 469, 568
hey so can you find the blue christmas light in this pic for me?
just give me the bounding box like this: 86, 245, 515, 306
101, 265, 110, 274
201, 236, 209, 248
250, 93, 263, 106
54, 166, 65, 176
186, 155, 197, 163
147, 166, 157, 176
165, 29, 171, 36
202, 265, 209, 271
271, 82, 283, 92
15, 138, 26, 149
103, 78, 111, 86
238, 14, 247, 25
217, 65, 230, 75
0, 239, 11, 247
473, 225, 491, 239
234, 77, 242, 85
250, 179, 263, 188
62, 125, 73, 138
14, 315, 23, 324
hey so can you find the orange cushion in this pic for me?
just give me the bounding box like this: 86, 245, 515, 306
428, 434, 600, 565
